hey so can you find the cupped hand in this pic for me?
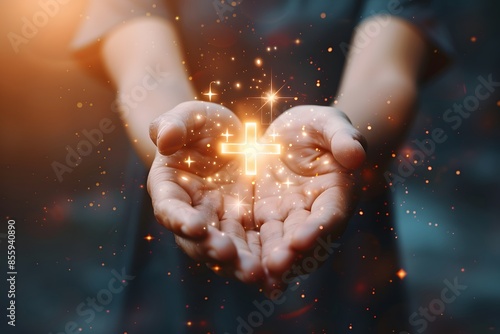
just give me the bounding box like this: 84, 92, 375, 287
253, 105, 367, 292
147, 101, 263, 283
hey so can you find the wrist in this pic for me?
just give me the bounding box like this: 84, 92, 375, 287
114, 78, 194, 118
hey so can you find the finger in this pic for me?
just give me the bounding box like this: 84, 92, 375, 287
175, 226, 238, 263
259, 219, 284, 261
222, 180, 256, 230
264, 209, 311, 276
316, 108, 366, 170
290, 184, 352, 252
330, 128, 367, 170
219, 219, 264, 283
154, 196, 209, 237
266, 106, 366, 170
148, 166, 220, 238
150, 101, 241, 156
259, 219, 298, 279
149, 102, 208, 155
204, 231, 264, 283
246, 230, 262, 259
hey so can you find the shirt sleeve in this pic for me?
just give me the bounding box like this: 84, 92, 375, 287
359, 0, 455, 77
71, 0, 171, 50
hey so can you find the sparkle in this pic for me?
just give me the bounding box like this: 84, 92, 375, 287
266, 91, 277, 103
184, 156, 195, 167
221, 122, 281, 175
283, 178, 293, 188
249, 74, 296, 124
203, 80, 220, 101
269, 129, 280, 142
229, 193, 248, 216
397, 269, 407, 280
144, 234, 154, 242
221, 129, 234, 142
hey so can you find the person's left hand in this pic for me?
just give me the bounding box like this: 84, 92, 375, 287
253, 106, 367, 293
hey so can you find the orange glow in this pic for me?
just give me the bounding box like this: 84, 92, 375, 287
397, 269, 407, 280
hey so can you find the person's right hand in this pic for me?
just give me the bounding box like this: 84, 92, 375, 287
147, 101, 263, 283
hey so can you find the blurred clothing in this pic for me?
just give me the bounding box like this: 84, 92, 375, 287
5, 1, 457, 333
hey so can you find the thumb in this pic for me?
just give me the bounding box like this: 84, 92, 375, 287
330, 128, 367, 170
149, 117, 189, 156
148, 102, 208, 156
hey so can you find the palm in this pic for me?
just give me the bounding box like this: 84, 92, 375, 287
148, 102, 262, 282
253, 106, 365, 288
152, 122, 252, 229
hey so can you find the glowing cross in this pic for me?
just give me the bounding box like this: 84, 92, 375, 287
221, 122, 281, 176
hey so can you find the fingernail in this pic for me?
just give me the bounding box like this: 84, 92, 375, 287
180, 224, 192, 236
234, 270, 245, 282
207, 249, 219, 260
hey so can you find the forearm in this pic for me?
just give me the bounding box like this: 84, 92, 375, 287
335, 16, 428, 188
101, 16, 195, 165
336, 67, 418, 164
